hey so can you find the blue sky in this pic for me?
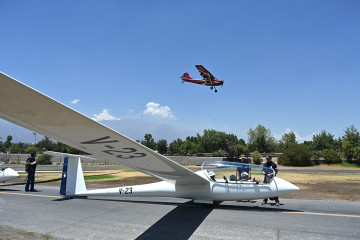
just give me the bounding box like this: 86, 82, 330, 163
1, 1, 359, 144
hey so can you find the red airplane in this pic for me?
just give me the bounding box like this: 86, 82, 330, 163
180, 65, 224, 92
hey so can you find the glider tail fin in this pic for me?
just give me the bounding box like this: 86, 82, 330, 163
59, 156, 87, 197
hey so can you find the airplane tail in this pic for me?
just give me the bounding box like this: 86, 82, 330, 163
60, 156, 87, 197
181, 72, 192, 79
45, 151, 92, 197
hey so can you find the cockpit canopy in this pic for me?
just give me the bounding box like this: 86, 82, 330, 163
201, 161, 275, 184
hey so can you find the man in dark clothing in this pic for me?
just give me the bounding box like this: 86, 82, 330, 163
25, 152, 37, 192
261, 155, 280, 206
237, 157, 251, 180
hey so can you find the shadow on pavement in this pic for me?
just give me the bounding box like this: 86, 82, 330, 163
135, 200, 212, 239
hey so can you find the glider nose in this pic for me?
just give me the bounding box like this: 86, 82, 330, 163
6, 168, 19, 179
275, 177, 299, 195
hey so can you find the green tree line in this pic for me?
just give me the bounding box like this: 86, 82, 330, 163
1, 124, 360, 166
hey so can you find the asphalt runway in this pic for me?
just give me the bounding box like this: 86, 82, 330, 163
1, 185, 360, 240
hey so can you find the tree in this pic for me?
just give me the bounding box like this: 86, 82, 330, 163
37, 154, 52, 165
157, 139, 168, 155
354, 146, 360, 164
251, 151, 262, 165
180, 140, 199, 155
238, 139, 246, 146
343, 125, 360, 146
169, 138, 183, 155
312, 130, 335, 151
200, 129, 228, 153
237, 144, 250, 158
247, 125, 274, 153
37, 137, 57, 151
10, 142, 26, 153
278, 143, 312, 166
342, 140, 354, 162
141, 133, 156, 150
322, 149, 342, 164
2, 135, 13, 151
280, 132, 296, 150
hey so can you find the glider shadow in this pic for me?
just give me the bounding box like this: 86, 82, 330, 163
135, 200, 212, 240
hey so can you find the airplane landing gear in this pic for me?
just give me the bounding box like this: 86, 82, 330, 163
214, 89, 218, 93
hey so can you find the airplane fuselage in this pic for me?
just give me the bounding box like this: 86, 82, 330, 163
180, 77, 223, 86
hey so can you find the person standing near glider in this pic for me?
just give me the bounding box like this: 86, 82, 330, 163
262, 155, 280, 206
25, 151, 38, 192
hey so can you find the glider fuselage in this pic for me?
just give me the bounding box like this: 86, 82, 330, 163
0, 167, 19, 183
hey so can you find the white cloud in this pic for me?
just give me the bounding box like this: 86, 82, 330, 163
71, 99, 80, 104
273, 128, 314, 143
92, 109, 121, 122
143, 102, 175, 119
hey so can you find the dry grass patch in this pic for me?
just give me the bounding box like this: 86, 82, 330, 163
278, 172, 360, 202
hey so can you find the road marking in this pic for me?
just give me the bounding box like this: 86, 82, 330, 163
285, 211, 360, 218
0, 191, 60, 198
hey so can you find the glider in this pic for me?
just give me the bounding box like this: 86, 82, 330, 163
0, 161, 19, 183
0, 72, 298, 204
180, 65, 224, 92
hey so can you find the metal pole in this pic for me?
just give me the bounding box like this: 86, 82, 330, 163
33, 133, 37, 145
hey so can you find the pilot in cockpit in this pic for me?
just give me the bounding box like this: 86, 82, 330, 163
237, 157, 251, 181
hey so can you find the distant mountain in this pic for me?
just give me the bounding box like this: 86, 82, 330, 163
0, 119, 42, 144
99, 119, 198, 142
0, 118, 198, 144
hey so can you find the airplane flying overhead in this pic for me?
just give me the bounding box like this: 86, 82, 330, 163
180, 65, 224, 92
0, 161, 19, 183
0, 72, 299, 204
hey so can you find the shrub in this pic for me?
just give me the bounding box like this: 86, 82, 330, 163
342, 140, 354, 162
312, 151, 322, 165
212, 150, 222, 157
37, 154, 52, 165
353, 146, 360, 165
278, 143, 312, 166
322, 149, 342, 164
251, 151, 262, 165
325, 150, 343, 164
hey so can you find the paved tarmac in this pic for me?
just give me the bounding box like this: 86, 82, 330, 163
1, 184, 360, 239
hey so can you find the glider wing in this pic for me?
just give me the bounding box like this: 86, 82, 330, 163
0, 72, 209, 185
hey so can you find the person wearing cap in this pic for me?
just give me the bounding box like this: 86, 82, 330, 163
237, 157, 251, 181
25, 152, 38, 192
261, 155, 280, 206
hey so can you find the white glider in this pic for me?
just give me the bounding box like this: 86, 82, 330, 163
0, 161, 19, 183
0, 72, 299, 204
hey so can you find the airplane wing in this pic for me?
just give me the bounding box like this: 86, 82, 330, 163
0, 72, 209, 186
195, 65, 216, 81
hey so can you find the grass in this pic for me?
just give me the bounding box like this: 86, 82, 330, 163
84, 174, 116, 181
122, 169, 138, 172
341, 162, 360, 168
20, 231, 35, 236
278, 172, 360, 201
